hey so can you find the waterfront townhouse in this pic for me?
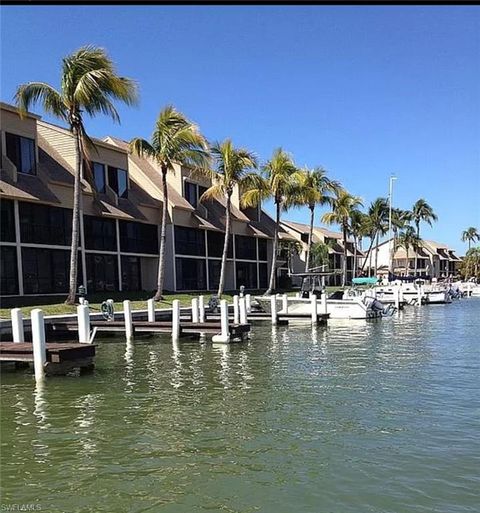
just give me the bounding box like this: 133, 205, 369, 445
0, 102, 281, 303
279, 220, 364, 285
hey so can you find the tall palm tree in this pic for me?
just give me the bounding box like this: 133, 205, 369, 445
360, 198, 388, 277
310, 241, 331, 269
321, 189, 363, 287
287, 167, 339, 271
461, 227, 480, 250
15, 45, 138, 304
200, 140, 257, 297
397, 226, 420, 276
412, 199, 438, 276
390, 208, 412, 274
278, 239, 302, 274
130, 106, 209, 300
349, 209, 368, 278
242, 148, 297, 295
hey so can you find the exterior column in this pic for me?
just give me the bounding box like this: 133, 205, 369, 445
116, 219, 123, 292
13, 200, 24, 295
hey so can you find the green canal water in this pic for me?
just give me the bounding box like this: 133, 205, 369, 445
1, 299, 479, 513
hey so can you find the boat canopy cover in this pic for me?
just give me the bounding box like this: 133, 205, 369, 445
352, 277, 378, 285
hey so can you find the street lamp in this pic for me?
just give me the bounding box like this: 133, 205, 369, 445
388, 175, 397, 277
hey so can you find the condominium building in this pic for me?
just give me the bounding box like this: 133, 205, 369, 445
0, 102, 281, 302
279, 220, 365, 285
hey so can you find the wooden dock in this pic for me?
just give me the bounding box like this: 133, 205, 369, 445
205, 311, 330, 326
0, 341, 96, 375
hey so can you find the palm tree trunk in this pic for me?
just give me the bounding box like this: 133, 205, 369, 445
374, 232, 380, 277
65, 128, 82, 305
266, 201, 281, 295
406, 247, 409, 276
305, 205, 315, 271
353, 236, 358, 278
217, 192, 231, 297
154, 165, 169, 300
361, 234, 376, 274
414, 223, 419, 277
342, 223, 348, 287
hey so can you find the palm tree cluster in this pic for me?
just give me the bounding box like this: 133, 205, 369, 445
15, 45, 441, 301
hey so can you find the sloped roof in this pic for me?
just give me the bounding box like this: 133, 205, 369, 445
0, 172, 61, 204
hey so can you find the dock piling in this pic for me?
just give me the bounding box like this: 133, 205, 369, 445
147, 298, 155, 322
239, 297, 247, 325
271, 295, 277, 326
11, 308, 24, 343
394, 288, 400, 310
212, 299, 230, 343
282, 294, 288, 313
172, 300, 180, 341
191, 298, 199, 323
246, 294, 251, 313
321, 290, 327, 314
233, 295, 240, 324
77, 304, 91, 343
31, 309, 46, 381
123, 300, 133, 340
311, 294, 318, 325
199, 295, 205, 323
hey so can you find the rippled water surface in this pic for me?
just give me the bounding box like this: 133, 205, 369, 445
1, 299, 479, 512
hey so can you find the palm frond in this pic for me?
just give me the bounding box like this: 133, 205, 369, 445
14, 82, 66, 120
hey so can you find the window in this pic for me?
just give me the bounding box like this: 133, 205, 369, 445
235, 235, 257, 260
93, 162, 106, 193
259, 263, 268, 289
5, 132, 36, 175
174, 226, 205, 256
108, 166, 128, 198
258, 238, 268, 261
207, 230, 233, 258
19, 202, 72, 246
86, 253, 118, 292
1, 246, 18, 295
176, 258, 206, 290
22, 248, 77, 294
119, 221, 158, 254
208, 259, 222, 290
84, 216, 116, 251
121, 256, 141, 291
1, 199, 16, 242
184, 181, 208, 209
236, 261, 257, 289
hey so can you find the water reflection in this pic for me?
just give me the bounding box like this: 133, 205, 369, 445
32, 380, 50, 463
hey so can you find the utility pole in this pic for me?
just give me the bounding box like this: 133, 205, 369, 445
388, 175, 397, 278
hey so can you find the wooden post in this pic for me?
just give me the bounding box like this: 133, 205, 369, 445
394, 287, 400, 310
417, 285, 422, 306
191, 298, 199, 323
31, 309, 46, 381
172, 300, 180, 341
233, 295, 240, 325
11, 308, 24, 343
271, 295, 277, 326
77, 304, 91, 344
212, 299, 230, 343
123, 300, 133, 340
147, 298, 155, 323
282, 294, 288, 313
245, 294, 251, 313
199, 295, 205, 323
321, 290, 328, 314
311, 294, 318, 326
239, 296, 247, 324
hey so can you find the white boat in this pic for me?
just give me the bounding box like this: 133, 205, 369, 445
424, 289, 452, 304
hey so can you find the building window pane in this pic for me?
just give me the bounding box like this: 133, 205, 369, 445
86, 253, 118, 292
121, 256, 141, 291
93, 162, 106, 193
119, 220, 158, 254
235, 235, 257, 260
19, 202, 72, 246
174, 226, 205, 256
259, 263, 268, 289
258, 238, 267, 261
6, 132, 36, 175
208, 259, 222, 290
175, 257, 206, 291
108, 166, 128, 199
236, 261, 257, 289
184, 182, 198, 208
1, 199, 16, 242
207, 230, 232, 258
84, 216, 117, 251
0, 246, 19, 295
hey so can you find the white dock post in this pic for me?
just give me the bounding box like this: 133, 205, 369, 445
394, 288, 400, 310
467, 282, 471, 297
147, 298, 155, 323
239, 296, 247, 324
282, 294, 288, 313
191, 298, 199, 323
398, 287, 404, 304
321, 290, 328, 314
31, 309, 46, 381
199, 295, 205, 323
233, 295, 240, 325
417, 285, 422, 306
77, 304, 91, 344
245, 294, 251, 313
11, 308, 24, 343
311, 294, 318, 325
123, 300, 133, 340
172, 300, 180, 341
212, 299, 230, 343
271, 295, 278, 326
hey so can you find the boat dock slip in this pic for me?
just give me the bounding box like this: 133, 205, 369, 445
205, 311, 330, 325
0, 342, 96, 375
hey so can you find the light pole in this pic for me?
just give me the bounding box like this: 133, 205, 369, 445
388, 175, 397, 277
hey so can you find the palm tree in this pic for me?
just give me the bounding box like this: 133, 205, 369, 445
278, 239, 302, 274
287, 167, 339, 271
310, 241, 331, 269
461, 227, 479, 250
321, 189, 363, 287
390, 208, 412, 274
15, 45, 138, 304
200, 140, 257, 297
349, 209, 368, 278
130, 106, 209, 300
397, 226, 420, 276
242, 148, 297, 295
360, 198, 388, 277
412, 199, 438, 276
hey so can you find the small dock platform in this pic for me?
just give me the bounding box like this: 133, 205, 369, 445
0, 341, 96, 375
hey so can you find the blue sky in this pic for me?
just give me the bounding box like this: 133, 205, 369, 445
1, 5, 479, 253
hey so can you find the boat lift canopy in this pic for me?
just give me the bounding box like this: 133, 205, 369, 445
351, 277, 378, 285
